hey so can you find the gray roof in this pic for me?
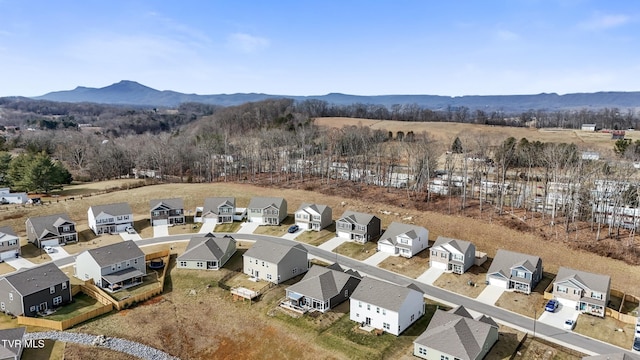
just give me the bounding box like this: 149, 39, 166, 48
84, 241, 145, 267
0, 226, 17, 238
150, 198, 184, 211
487, 249, 541, 282
26, 213, 75, 239
555, 266, 611, 294
350, 277, 423, 312
0, 327, 25, 358
247, 197, 286, 210
337, 210, 378, 225
583, 354, 640, 360
203, 197, 235, 213
432, 236, 473, 254
287, 265, 360, 302
244, 241, 306, 264
379, 222, 426, 245
89, 202, 133, 217
3, 262, 69, 296
178, 234, 236, 262
414, 307, 497, 360
296, 203, 330, 214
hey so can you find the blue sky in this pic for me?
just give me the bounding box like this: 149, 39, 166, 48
1, 0, 639, 97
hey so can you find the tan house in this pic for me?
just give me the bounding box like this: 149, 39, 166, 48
553, 267, 611, 318
243, 242, 308, 284
177, 233, 236, 270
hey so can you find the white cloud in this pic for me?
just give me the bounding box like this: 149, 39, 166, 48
227, 33, 270, 53
580, 13, 630, 30
495, 29, 519, 41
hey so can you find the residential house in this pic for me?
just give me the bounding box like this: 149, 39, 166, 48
243, 242, 308, 284
486, 249, 543, 294
75, 241, 146, 292
25, 213, 77, 248
0, 262, 71, 317
413, 305, 498, 360
429, 236, 476, 274
0, 227, 20, 262
247, 197, 288, 225
285, 264, 361, 313
0, 327, 26, 360
87, 202, 134, 235
553, 267, 611, 317
349, 277, 424, 336
149, 198, 185, 226
0, 188, 27, 205
197, 197, 236, 224
335, 211, 381, 243
295, 203, 333, 231
377, 222, 429, 258
177, 233, 236, 270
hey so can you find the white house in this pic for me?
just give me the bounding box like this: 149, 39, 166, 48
0, 226, 20, 261
0, 188, 28, 204
377, 222, 429, 258
87, 202, 134, 235
349, 277, 424, 336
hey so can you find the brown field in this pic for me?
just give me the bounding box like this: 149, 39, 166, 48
377, 251, 430, 279
433, 264, 488, 299
64, 343, 138, 360
494, 273, 555, 318
574, 314, 635, 349
333, 241, 378, 261
518, 336, 583, 360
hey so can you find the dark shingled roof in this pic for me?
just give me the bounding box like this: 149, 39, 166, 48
88, 202, 133, 217
350, 277, 423, 312
3, 262, 68, 296
84, 241, 144, 267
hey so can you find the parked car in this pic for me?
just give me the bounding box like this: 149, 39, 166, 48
633, 337, 640, 352
545, 299, 558, 312
43, 246, 56, 254
125, 226, 136, 234
563, 319, 576, 330
287, 225, 299, 233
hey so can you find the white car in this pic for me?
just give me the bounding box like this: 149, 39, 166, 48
563, 319, 576, 330
125, 226, 136, 234
43, 246, 56, 254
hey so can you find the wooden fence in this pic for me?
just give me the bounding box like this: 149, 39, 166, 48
17, 298, 113, 331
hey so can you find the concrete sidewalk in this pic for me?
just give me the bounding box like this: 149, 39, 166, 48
362, 251, 391, 266
476, 286, 506, 305
199, 221, 217, 234
120, 232, 142, 241
5, 256, 37, 270
48, 245, 70, 261
416, 268, 444, 285
237, 222, 260, 234
153, 225, 169, 237
317, 237, 348, 251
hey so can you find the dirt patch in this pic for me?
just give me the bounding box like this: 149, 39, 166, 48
140, 296, 164, 306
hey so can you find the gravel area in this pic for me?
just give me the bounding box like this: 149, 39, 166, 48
25, 331, 180, 360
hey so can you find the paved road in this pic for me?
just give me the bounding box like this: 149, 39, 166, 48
49, 232, 633, 356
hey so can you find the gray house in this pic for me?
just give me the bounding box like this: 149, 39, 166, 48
201, 197, 236, 224
553, 267, 611, 318
0, 327, 26, 360
25, 213, 77, 248
486, 249, 543, 294
335, 211, 381, 243
285, 264, 361, 313
429, 236, 476, 274
0, 226, 20, 262
177, 233, 236, 270
413, 305, 498, 360
295, 203, 333, 231
247, 197, 288, 225
243, 242, 308, 284
75, 241, 146, 292
150, 198, 185, 226
0, 262, 71, 317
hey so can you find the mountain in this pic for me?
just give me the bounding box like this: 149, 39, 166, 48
34, 80, 640, 111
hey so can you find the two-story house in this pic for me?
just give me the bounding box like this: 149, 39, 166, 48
429, 236, 475, 274
295, 203, 333, 231
149, 198, 185, 226
177, 233, 237, 270
0, 262, 71, 317
349, 277, 424, 336
0, 226, 20, 262
75, 241, 146, 292
553, 266, 611, 318
199, 197, 236, 224
413, 305, 498, 360
486, 249, 543, 294
87, 202, 134, 235
285, 264, 361, 313
335, 211, 381, 243
377, 222, 429, 258
25, 213, 77, 248
243, 242, 308, 284
247, 197, 288, 225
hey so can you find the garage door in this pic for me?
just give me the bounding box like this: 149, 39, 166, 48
153, 219, 168, 226
41, 239, 59, 247
377, 243, 396, 254
337, 231, 351, 239
556, 297, 577, 309
488, 276, 508, 289
430, 261, 447, 270
0, 250, 17, 261
203, 216, 217, 223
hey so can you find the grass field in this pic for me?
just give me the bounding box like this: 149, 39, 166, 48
377, 251, 430, 279
433, 262, 491, 298
494, 273, 555, 318
46, 294, 108, 321
574, 313, 635, 349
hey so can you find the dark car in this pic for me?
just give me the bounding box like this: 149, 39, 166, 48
633, 337, 640, 352
287, 225, 299, 233
545, 299, 559, 312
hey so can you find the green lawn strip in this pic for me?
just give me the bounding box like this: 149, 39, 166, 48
46, 294, 106, 321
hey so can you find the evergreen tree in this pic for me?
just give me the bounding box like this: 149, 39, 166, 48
451, 137, 463, 153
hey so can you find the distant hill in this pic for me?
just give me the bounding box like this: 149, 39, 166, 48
34, 80, 640, 111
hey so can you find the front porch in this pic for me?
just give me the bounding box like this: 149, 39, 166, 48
579, 300, 605, 317
102, 268, 146, 293
510, 280, 531, 294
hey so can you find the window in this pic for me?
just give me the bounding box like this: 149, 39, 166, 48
255, 259, 258, 264
383, 322, 390, 330
355, 313, 359, 318
62, 226, 70, 232
451, 254, 463, 261
62, 282, 67, 290
376, 307, 380, 313
515, 270, 526, 278
358, 301, 362, 308
418, 347, 427, 355
180, 261, 187, 267
367, 304, 370, 311
441, 356, 449, 360
344, 289, 348, 297
134, 259, 138, 264
261, 261, 265, 266
591, 292, 603, 300
29, 305, 37, 312
557, 285, 568, 293
431, 250, 437, 256
267, 274, 272, 280
411, 314, 415, 321
8, 240, 17, 246
0, 303, 4, 311
382, 309, 386, 315
53, 296, 63, 306
440, 252, 447, 258
50, 286, 55, 294
292, 268, 297, 274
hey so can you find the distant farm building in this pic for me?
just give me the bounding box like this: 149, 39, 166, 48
581, 124, 596, 131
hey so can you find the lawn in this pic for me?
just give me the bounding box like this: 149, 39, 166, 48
63, 231, 123, 255
433, 263, 490, 298
333, 241, 378, 261
295, 224, 336, 246
252, 216, 295, 237
574, 313, 635, 349
168, 220, 201, 235
485, 326, 526, 360
377, 250, 430, 279
494, 272, 558, 318
0, 262, 16, 275
214, 221, 242, 233
19, 242, 51, 264
109, 273, 163, 301
46, 293, 110, 321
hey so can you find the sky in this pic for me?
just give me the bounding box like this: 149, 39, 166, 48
1, 0, 639, 97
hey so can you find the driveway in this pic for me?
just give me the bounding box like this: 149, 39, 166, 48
317, 236, 348, 251
362, 251, 391, 266
416, 267, 444, 285
48, 245, 70, 261
199, 221, 217, 234
538, 301, 580, 329
120, 232, 142, 241
282, 229, 302, 240
476, 285, 506, 305
237, 222, 260, 234
153, 225, 170, 237
5, 256, 37, 270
